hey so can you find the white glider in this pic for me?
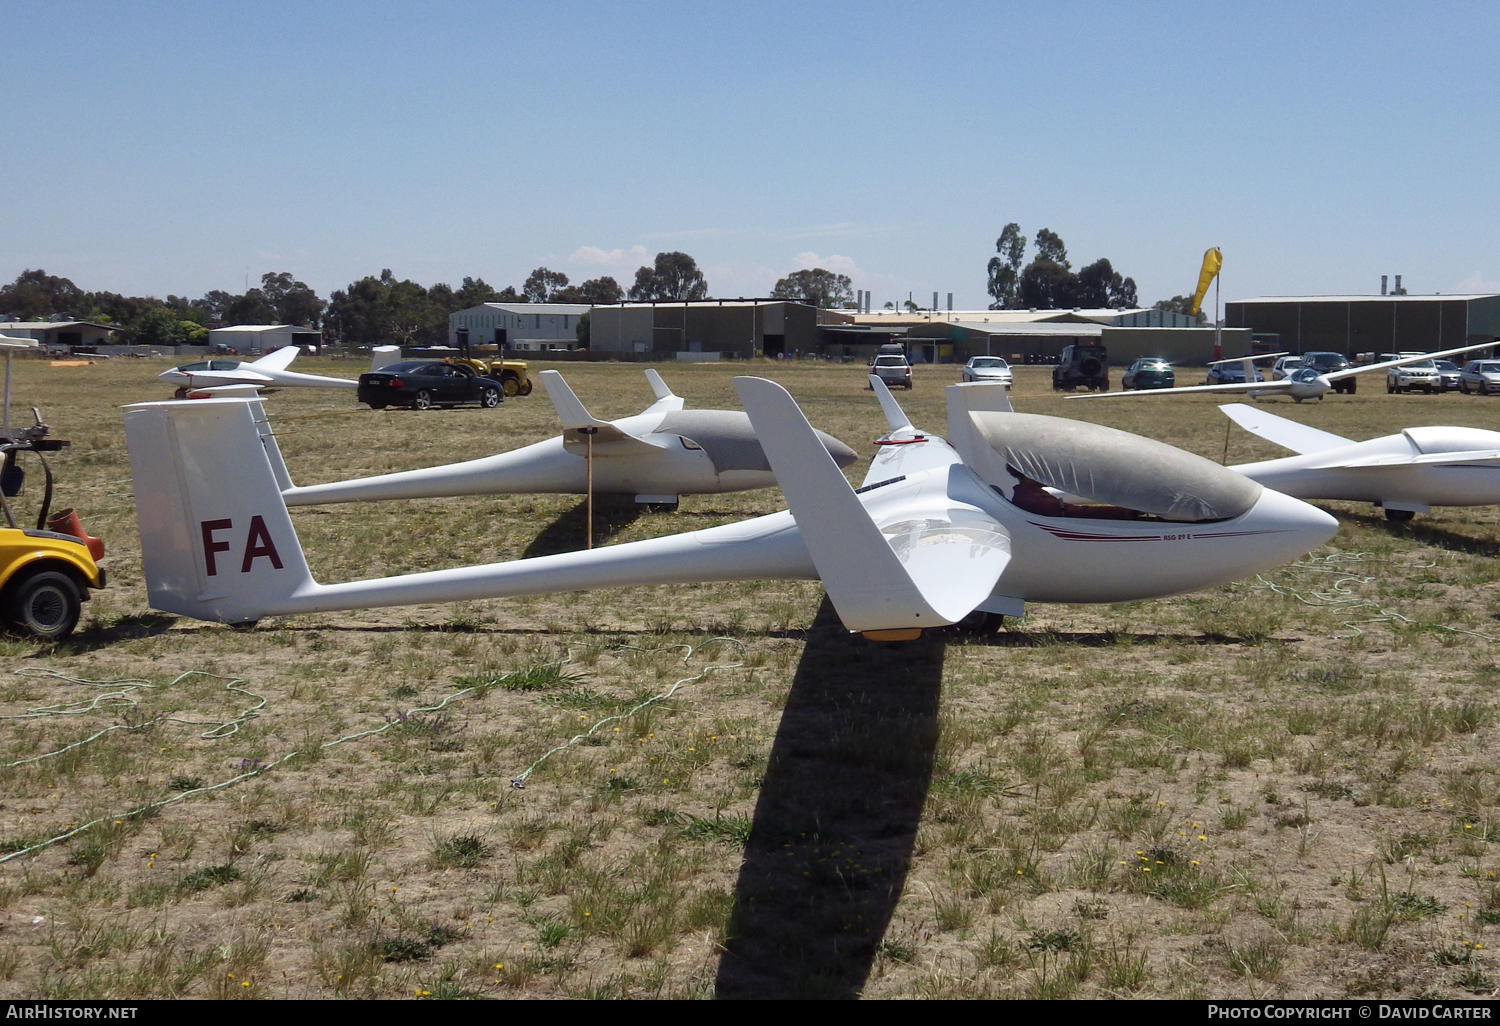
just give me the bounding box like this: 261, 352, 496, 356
1068, 342, 1497, 403
1222, 403, 1500, 521
158, 345, 400, 397
279, 369, 857, 507
121, 375, 1337, 637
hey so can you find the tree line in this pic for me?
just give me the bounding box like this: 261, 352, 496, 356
986, 225, 1139, 311
0, 250, 728, 347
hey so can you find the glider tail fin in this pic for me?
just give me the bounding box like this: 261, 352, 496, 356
124, 398, 315, 624
370, 345, 402, 372
250, 345, 302, 372
735, 377, 1008, 633
642, 369, 685, 412
868, 374, 915, 434
539, 370, 611, 430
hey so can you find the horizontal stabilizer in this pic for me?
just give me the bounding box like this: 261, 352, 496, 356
250, 346, 302, 373
539, 370, 656, 453
1219, 403, 1353, 454
642, 369, 685, 413
736, 376, 1009, 631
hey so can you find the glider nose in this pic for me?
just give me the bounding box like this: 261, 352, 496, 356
816, 430, 858, 468
1251, 487, 1338, 563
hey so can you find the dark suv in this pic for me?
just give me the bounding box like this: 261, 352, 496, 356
1300, 352, 1357, 394
1052, 344, 1110, 391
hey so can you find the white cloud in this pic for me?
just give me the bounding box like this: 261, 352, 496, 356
1457, 271, 1500, 294
790, 251, 864, 278
568, 244, 649, 269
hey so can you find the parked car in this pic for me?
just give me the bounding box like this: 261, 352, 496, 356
1299, 352, 1357, 393
1121, 358, 1174, 390
1207, 362, 1263, 385
871, 353, 913, 389
1433, 359, 1462, 392
1271, 356, 1303, 380
1460, 361, 1500, 395
1387, 359, 1440, 393
961, 356, 1013, 388
358, 361, 503, 410
1052, 344, 1110, 391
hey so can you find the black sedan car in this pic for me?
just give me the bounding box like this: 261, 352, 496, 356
1121, 358, 1175, 390
358, 361, 503, 410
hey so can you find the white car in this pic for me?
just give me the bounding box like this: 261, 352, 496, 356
871, 354, 912, 389
1271, 356, 1303, 380
962, 356, 1013, 389
1386, 359, 1439, 394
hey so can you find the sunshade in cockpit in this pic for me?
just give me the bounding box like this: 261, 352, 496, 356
969, 411, 1263, 522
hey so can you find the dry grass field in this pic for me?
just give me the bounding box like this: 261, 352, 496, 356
0, 353, 1498, 999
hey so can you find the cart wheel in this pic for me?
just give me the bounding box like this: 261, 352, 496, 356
7, 570, 80, 640
502, 375, 521, 397
520, 380, 533, 396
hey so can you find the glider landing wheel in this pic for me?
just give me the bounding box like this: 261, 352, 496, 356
173, 387, 189, 399
949, 610, 1004, 636
1384, 507, 1416, 523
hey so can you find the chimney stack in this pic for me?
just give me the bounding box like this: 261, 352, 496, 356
947, 292, 953, 311
1394, 275, 1403, 295
1381, 275, 1388, 295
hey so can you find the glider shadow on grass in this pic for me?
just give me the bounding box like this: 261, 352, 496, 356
715, 597, 946, 999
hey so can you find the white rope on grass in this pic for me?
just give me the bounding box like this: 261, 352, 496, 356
1246, 551, 1500, 643
507, 636, 746, 788
0, 636, 746, 861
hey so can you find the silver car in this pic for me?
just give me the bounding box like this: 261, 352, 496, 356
1387, 359, 1439, 394
1460, 361, 1500, 395
1271, 356, 1303, 380
871, 353, 912, 390
962, 356, 1013, 389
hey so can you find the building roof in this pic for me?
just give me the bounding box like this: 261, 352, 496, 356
597, 301, 808, 310
850, 308, 1148, 327
949, 321, 1105, 336
210, 324, 318, 333
0, 321, 119, 332
1233, 294, 1500, 304
458, 303, 591, 316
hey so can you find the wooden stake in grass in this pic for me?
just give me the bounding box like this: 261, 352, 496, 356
583, 426, 598, 549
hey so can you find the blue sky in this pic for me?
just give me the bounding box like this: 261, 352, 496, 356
3, 1, 1497, 309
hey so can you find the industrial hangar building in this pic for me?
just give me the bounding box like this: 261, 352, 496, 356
1226, 294, 1500, 356
823, 307, 1235, 366
448, 303, 590, 351
587, 301, 816, 359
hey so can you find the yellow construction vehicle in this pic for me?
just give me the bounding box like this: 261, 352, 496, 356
448, 328, 534, 396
